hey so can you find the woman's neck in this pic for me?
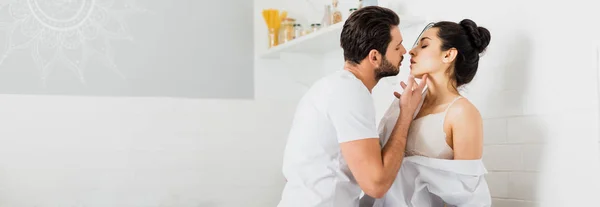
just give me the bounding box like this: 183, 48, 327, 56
423, 73, 459, 107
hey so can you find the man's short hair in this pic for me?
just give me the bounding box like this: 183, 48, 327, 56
340, 6, 400, 64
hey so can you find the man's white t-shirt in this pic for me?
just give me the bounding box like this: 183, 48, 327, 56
278, 70, 380, 207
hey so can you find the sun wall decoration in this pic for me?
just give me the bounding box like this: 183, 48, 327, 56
0, 0, 149, 86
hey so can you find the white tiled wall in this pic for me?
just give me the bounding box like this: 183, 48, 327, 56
257, 0, 600, 206
480, 81, 599, 206
596, 38, 600, 192
396, 1, 600, 206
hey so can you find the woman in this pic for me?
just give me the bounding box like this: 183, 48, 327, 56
361, 19, 492, 207
403, 18, 489, 161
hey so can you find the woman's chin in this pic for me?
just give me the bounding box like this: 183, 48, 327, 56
410, 71, 424, 78
413, 73, 430, 80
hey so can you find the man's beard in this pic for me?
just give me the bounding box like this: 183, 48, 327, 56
374, 56, 401, 80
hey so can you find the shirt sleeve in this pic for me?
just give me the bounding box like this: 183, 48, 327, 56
326, 81, 379, 143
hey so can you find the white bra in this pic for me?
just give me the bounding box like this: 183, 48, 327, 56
405, 96, 463, 160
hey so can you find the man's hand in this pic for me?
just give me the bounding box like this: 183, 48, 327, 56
393, 74, 428, 119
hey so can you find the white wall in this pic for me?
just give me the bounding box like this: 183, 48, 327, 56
596, 37, 600, 197
257, 0, 600, 206
0, 0, 303, 206
0, 0, 597, 207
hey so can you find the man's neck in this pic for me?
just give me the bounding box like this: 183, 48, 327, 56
343, 61, 377, 92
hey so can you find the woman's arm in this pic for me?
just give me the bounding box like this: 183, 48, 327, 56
448, 99, 484, 160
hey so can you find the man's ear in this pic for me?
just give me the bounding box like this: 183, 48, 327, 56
368, 49, 382, 67
442, 48, 458, 63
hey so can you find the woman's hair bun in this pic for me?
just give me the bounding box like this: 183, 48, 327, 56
460, 19, 491, 53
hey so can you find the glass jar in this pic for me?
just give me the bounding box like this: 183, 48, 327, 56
280, 18, 296, 44
268, 27, 279, 48
311, 23, 322, 33
294, 24, 303, 39
331, 0, 342, 24
349, 8, 358, 16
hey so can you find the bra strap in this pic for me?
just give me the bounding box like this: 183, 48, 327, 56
444, 96, 463, 114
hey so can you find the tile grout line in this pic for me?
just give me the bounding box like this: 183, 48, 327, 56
491, 197, 537, 202
483, 143, 547, 146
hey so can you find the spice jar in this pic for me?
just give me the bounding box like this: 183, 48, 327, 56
268, 28, 279, 48
280, 18, 296, 44
294, 24, 303, 39
311, 23, 322, 33
331, 0, 342, 24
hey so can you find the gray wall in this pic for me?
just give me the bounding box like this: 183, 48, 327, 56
0, 0, 254, 99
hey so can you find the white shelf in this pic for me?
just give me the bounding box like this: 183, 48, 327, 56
260, 15, 428, 59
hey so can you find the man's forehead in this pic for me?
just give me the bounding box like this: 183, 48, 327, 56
390, 26, 403, 41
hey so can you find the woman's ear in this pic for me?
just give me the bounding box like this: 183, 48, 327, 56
442, 48, 458, 63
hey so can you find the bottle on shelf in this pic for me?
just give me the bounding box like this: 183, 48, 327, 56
322, 5, 332, 27
331, 0, 342, 24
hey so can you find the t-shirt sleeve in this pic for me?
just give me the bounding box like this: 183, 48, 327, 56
326, 81, 379, 143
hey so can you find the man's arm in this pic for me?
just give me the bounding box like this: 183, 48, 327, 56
340, 115, 412, 198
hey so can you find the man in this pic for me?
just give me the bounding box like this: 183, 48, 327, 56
277, 6, 428, 207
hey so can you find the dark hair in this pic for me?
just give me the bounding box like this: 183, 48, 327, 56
433, 19, 491, 88
340, 6, 400, 65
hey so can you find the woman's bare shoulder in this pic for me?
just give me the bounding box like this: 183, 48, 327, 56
447, 97, 481, 123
